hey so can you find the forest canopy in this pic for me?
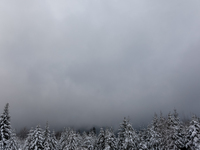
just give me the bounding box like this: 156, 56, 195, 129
1, 103, 200, 150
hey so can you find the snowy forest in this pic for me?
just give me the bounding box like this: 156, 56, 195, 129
1, 103, 200, 150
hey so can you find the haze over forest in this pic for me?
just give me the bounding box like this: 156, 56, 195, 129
0, 0, 200, 130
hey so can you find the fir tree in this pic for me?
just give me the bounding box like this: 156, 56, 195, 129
50, 131, 58, 150
163, 112, 184, 149
43, 122, 51, 150
59, 128, 70, 150
23, 127, 34, 150
65, 129, 79, 150
0, 103, 12, 149
105, 128, 117, 150
81, 131, 94, 150
172, 109, 186, 149
118, 118, 128, 150
118, 117, 138, 150
7, 129, 19, 150
29, 125, 44, 150
138, 129, 148, 150
126, 123, 139, 149
185, 115, 200, 150
96, 128, 106, 150
148, 113, 161, 150
89, 131, 97, 149
157, 112, 166, 149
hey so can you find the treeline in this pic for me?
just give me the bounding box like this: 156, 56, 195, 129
1, 103, 200, 149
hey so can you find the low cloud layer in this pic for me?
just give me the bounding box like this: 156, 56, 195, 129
0, 0, 200, 130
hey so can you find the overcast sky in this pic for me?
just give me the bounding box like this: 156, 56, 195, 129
0, 0, 200, 130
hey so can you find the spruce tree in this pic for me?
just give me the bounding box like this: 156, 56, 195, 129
23, 127, 34, 150
137, 128, 149, 150
172, 109, 186, 149
148, 113, 161, 150
96, 128, 106, 150
105, 128, 117, 150
126, 123, 139, 149
118, 118, 128, 150
157, 112, 166, 149
89, 131, 97, 149
29, 125, 44, 150
50, 131, 58, 150
118, 117, 138, 150
81, 131, 94, 150
185, 115, 200, 150
59, 128, 70, 150
43, 122, 51, 150
65, 129, 78, 150
0, 103, 12, 149
164, 112, 185, 149
7, 129, 19, 150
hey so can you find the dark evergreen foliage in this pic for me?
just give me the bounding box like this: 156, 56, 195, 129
0, 103, 11, 149
0, 103, 18, 150
104, 128, 117, 150
29, 125, 44, 150
96, 128, 106, 150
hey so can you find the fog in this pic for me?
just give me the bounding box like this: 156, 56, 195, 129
0, 0, 200, 130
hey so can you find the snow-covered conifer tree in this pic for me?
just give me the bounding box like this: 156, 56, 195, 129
81, 131, 88, 149
118, 118, 128, 150
164, 112, 180, 149
50, 131, 58, 150
96, 128, 106, 150
148, 113, 161, 150
23, 127, 34, 150
138, 129, 148, 150
81, 131, 94, 150
105, 128, 117, 150
118, 117, 139, 150
89, 131, 97, 149
172, 109, 186, 149
43, 122, 51, 150
29, 125, 44, 150
7, 129, 19, 150
64, 129, 79, 150
157, 112, 166, 149
59, 128, 70, 150
126, 123, 139, 149
186, 115, 200, 150
0, 103, 12, 149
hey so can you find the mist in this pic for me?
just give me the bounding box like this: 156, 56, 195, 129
0, 0, 200, 130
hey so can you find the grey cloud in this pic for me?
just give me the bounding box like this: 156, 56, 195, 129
0, 1, 200, 130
